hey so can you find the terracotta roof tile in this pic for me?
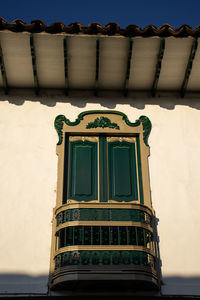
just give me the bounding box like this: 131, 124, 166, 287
0, 18, 199, 37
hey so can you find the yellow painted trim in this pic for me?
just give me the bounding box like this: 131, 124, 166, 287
54, 245, 155, 256
107, 137, 136, 143
69, 136, 98, 142
55, 221, 153, 233
139, 132, 152, 208
55, 202, 153, 216
56, 140, 65, 208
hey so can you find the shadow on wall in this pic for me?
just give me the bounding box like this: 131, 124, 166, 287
1, 89, 200, 110
162, 276, 200, 296
0, 274, 48, 295
0, 273, 200, 297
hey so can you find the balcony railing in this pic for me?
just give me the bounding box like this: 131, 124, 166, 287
50, 204, 160, 291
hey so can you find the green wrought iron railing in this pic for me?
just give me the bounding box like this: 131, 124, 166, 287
54, 250, 155, 269
56, 225, 153, 249
56, 208, 152, 225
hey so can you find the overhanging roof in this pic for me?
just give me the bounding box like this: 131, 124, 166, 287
0, 19, 200, 37
0, 18, 200, 97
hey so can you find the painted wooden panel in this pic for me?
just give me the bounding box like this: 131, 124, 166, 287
108, 141, 138, 201
69, 140, 98, 201
99, 136, 108, 202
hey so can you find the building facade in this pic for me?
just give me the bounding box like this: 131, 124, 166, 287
0, 19, 200, 296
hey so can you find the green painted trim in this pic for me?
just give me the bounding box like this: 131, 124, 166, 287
152, 38, 165, 97
0, 41, 8, 94
99, 137, 108, 202
54, 115, 67, 145
124, 37, 133, 97
138, 115, 152, 146
56, 208, 151, 226
54, 111, 151, 146
63, 36, 69, 96
54, 250, 152, 268
30, 33, 39, 95
62, 134, 69, 204
136, 136, 144, 205
94, 37, 100, 96
181, 38, 198, 98
86, 117, 120, 130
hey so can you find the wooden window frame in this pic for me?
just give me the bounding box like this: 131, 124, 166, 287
49, 111, 160, 290
54, 110, 152, 207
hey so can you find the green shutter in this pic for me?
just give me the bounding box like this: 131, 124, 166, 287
66, 136, 141, 203
99, 136, 108, 202
69, 140, 98, 201
108, 141, 138, 201
62, 135, 69, 204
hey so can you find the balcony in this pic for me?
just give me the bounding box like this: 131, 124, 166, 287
50, 203, 160, 291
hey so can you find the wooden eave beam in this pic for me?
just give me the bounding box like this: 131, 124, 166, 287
180, 38, 198, 98
63, 36, 69, 96
30, 33, 39, 95
124, 37, 133, 97
0, 40, 8, 94
94, 37, 100, 96
152, 38, 165, 97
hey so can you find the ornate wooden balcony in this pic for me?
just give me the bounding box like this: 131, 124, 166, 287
50, 204, 159, 291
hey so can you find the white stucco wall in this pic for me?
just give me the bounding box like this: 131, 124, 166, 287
0, 94, 200, 295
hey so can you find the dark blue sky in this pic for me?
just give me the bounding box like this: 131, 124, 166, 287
1, 0, 200, 29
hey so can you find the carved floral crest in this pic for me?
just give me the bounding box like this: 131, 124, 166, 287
54, 111, 151, 146
86, 117, 120, 130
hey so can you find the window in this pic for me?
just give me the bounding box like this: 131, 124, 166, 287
63, 135, 142, 203
49, 111, 160, 291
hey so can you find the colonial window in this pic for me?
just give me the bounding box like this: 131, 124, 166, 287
63, 135, 142, 203
49, 111, 160, 291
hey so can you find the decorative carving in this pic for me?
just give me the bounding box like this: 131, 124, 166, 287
69, 136, 98, 143
54, 115, 68, 145
62, 252, 70, 265
56, 213, 63, 226
54, 111, 152, 146
71, 251, 80, 263
54, 250, 153, 269
56, 208, 152, 225
122, 251, 131, 264
81, 251, 90, 265
86, 117, 120, 130
72, 209, 80, 221
107, 137, 136, 143
137, 115, 152, 146
92, 251, 100, 265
